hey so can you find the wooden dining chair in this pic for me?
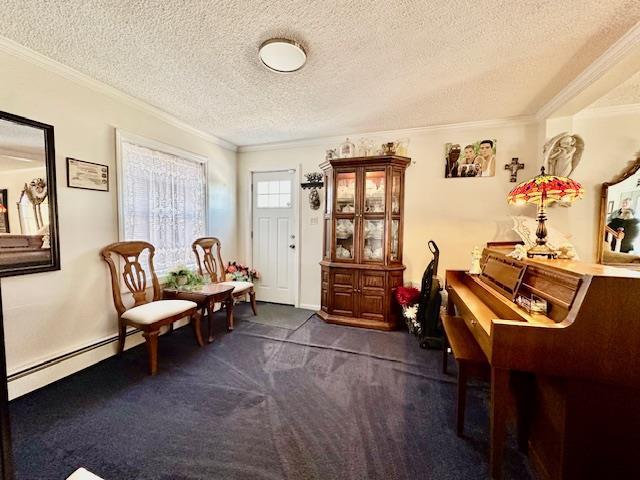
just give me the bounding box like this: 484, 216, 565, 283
192, 237, 257, 317
101, 241, 203, 375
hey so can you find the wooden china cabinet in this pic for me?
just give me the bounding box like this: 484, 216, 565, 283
318, 155, 410, 330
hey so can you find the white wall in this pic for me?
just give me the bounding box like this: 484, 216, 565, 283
546, 109, 640, 261
239, 121, 541, 309
0, 50, 237, 398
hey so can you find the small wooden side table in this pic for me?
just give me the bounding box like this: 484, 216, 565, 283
163, 283, 235, 343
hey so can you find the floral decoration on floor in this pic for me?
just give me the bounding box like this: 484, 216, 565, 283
225, 262, 260, 282
395, 286, 421, 335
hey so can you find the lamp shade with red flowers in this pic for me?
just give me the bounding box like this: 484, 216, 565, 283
507, 167, 584, 258
507, 167, 584, 206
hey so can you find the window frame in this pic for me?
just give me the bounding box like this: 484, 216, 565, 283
115, 130, 209, 270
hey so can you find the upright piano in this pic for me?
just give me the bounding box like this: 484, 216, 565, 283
445, 245, 640, 480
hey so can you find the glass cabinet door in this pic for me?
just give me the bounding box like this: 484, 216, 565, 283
335, 171, 356, 214
363, 219, 384, 261
391, 171, 401, 215
364, 170, 385, 213
334, 171, 356, 260
390, 219, 400, 261
362, 169, 385, 262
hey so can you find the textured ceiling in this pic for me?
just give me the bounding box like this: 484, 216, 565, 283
1, 1, 639, 146
588, 69, 640, 108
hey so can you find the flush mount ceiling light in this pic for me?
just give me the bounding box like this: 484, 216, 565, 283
259, 38, 307, 73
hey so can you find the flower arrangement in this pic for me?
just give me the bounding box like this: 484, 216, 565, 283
395, 286, 422, 335
164, 266, 204, 290
225, 262, 260, 282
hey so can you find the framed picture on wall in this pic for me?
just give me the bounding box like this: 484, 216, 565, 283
445, 139, 497, 178
0, 190, 8, 233
66, 157, 109, 192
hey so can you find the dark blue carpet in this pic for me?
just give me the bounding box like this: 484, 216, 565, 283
9, 303, 532, 479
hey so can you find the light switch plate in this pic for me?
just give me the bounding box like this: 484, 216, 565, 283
310, 216, 318, 225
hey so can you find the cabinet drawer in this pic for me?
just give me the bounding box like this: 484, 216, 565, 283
332, 269, 356, 288
360, 271, 385, 290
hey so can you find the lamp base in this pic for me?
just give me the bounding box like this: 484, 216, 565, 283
527, 244, 557, 259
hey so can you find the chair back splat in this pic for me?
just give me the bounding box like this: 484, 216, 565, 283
100, 241, 161, 316
192, 237, 225, 283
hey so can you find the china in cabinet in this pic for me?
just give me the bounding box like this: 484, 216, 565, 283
318, 155, 410, 330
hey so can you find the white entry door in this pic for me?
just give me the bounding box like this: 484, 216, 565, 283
251, 170, 296, 305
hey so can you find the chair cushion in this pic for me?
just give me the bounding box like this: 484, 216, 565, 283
67, 468, 104, 480
121, 300, 197, 325
219, 281, 253, 294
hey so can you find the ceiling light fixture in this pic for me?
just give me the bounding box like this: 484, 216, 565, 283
259, 38, 307, 73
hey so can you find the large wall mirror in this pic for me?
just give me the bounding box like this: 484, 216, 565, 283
598, 158, 640, 268
0, 111, 60, 277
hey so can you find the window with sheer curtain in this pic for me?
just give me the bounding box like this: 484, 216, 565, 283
119, 139, 206, 274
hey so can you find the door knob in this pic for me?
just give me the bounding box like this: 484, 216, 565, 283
289, 244, 296, 249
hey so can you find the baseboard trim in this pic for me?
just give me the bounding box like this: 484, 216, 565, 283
7, 318, 191, 399
299, 303, 320, 311
7, 329, 141, 383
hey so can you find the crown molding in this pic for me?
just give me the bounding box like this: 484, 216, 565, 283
536, 21, 640, 121
0, 35, 238, 152
575, 102, 640, 119
238, 115, 538, 153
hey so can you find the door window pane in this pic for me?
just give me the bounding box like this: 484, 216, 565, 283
256, 180, 291, 209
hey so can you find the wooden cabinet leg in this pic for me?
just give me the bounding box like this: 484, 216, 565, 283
490, 368, 510, 480
143, 330, 160, 375
226, 296, 234, 331
457, 363, 467, 436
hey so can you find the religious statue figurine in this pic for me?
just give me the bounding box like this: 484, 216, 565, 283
469, 246, 482, 275
543, 132, 584, 177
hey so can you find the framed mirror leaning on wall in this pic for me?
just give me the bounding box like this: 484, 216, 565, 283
598, 157, 640, 269
0, 111, 60, 277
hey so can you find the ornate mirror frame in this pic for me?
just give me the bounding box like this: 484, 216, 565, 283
597, 156, 640, 266
0, 111, 61, 278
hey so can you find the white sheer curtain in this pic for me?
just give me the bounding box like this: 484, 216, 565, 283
121, 141, 206, 273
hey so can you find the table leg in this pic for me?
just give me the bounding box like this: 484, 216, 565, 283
225, 295, 234, 331
206, 303, 215, 343
490, 367, 510, 480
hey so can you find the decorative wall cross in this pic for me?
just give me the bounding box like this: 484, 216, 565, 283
505, 158, 525, 182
